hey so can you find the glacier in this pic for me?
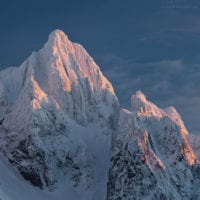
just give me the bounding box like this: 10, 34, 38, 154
0, 29, 200, 200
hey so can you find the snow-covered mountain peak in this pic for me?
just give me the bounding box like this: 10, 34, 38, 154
164, 106, 188, 135
0, 29, 119, 128
0, 30, 121, 195
131, 90, 147, 104
49, 29, 69, 39
35, 29, 116, 96
47, 29, 70, 46
1, 30, 200, 200
108, 91, 198, 200
131, 90, 165, 119
131, 90, 150, 109
135, 90, 147, 100
43, 29, 74, 57
130, 91, 188, 136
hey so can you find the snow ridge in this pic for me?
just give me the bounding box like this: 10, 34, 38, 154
107, 91, 199, 200
0, 29, 119, 195
0, 30, 199, 200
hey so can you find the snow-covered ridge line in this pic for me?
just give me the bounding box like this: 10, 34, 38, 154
0, 29, 119, 194
0, 29, 199, 200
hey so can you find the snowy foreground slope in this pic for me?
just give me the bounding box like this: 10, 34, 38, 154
0, 30, 200, 200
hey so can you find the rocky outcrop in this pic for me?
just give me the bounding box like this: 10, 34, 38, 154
0, 30, 199, 200
107, 91, 200, 200
0, 30, 119, 190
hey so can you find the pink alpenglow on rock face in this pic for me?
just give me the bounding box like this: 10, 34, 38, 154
0, 29, 119, 195
0, 30, 199, 200
1, 29, 119, 130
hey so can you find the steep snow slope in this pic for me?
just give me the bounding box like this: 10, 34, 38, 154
0, 121, 112, 200
0, 30, 200, 200
107, 91, 200, 200
0, 29, 119, 196
0, 30, 118, 130
189, 134, 200, 162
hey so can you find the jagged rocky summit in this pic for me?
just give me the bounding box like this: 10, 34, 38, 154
0, 30, 199, 200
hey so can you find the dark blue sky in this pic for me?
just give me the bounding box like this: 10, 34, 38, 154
1, 0, 200, 133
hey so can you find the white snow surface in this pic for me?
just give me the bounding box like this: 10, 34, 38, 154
0, 29, 119, 200
107, 91, 199, 200
0, 121, 111, 200
0, 29, 199, 200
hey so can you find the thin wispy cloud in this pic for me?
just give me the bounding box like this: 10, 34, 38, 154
99, 53, 200, 134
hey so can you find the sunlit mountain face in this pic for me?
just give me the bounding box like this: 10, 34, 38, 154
92, 0, 200, 135
0, 30, 199, 200
0, 0, 200, 199
1, 0, 200, 135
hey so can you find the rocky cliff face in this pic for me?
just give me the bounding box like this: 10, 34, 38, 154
0, 30, 119, 193
107, 91, 200, 200
0, 30, 199, 200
